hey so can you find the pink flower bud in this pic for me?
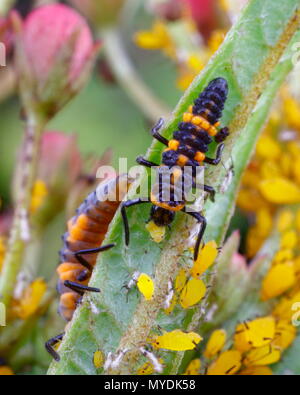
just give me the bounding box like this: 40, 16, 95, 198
68, 0, 126, 27
183, 0, 219, 40
12, 4, 100, 119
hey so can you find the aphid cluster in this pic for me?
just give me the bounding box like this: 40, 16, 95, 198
121, 77, 229, 260
46, 78, 230, 367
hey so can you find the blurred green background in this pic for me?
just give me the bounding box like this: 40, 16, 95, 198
0, 67, 179, 207
0, 15, 180, 208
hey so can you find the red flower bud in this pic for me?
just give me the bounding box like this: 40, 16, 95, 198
12, 4, 100, 119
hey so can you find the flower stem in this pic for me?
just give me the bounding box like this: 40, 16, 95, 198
0, 113, 45, 307
101, 27, 170, 122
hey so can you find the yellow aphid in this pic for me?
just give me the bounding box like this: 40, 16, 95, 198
256, 209, 273, 237
296, 209, 300, 232
175, 269, 188, 292
293, 153, 300, 181
180, 278, 206, 309
137, 274, 155, 301
207, 29, 225, 54
187, 54, 204, 73
191, 241, 218, 278
30, 180, 48, 213
0, 366, 13, 375
288, 141, 300, 158
244, 345, 281, 366
273, 291, 300, 320
239, 366, 273, 376
93, 350, 104, 369
260, 160, 281, 179
145, 221, 166, 243
242, 171, 261, 189
259, 178, 300, 204
281, 153, 293, 178
261, 263, 296, 301
256, 136, 281, 160
273, 320, 296, 351
294, 257, 300, 280
282, 92, 300, 130
137, 362, 154, 375
204, 329, 227, 359
183, 359, 201, 375
234, 317, 275, 352
280, 230, 297, 250
237, 189, 267, 214
13, 278, 47, 320
134, 21, 174, 57
177, 71, 195, 91
246, 227, 266, 259
207, 350, 242, 376
152, 330, 202, 351
274, 248, 294, 263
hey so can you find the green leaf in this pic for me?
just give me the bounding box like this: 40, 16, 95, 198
48, 0, 300, 375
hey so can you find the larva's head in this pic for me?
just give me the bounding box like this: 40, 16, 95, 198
145, 206, 176, 243
150, 205, 176, 227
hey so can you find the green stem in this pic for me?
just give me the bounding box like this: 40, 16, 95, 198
0, 114, 45, 307
101, 28, 171, 122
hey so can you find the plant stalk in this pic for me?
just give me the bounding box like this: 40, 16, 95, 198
101, 27, 171, 122
0, 113, 46, 307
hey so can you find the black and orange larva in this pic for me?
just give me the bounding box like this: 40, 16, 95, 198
121, 78, 229, 261
45, 175, 132, 362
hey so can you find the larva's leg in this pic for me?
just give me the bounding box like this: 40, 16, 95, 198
215, 127, 229, 143
192, 182, 216, 203
121, 199, 149, 245
136, 156, 159, 168
150, 118, 169, 146
75, 244, 115, 272
182, 209, 207, 261
64, 280, 101, 296
204, 144, 225, 166
45, 333, 65, 362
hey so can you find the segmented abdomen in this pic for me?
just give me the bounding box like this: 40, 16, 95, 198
57, 175, 130, 321
193, 77, 228, 124
162, 78, 228, 169
150, 166, 193, 211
